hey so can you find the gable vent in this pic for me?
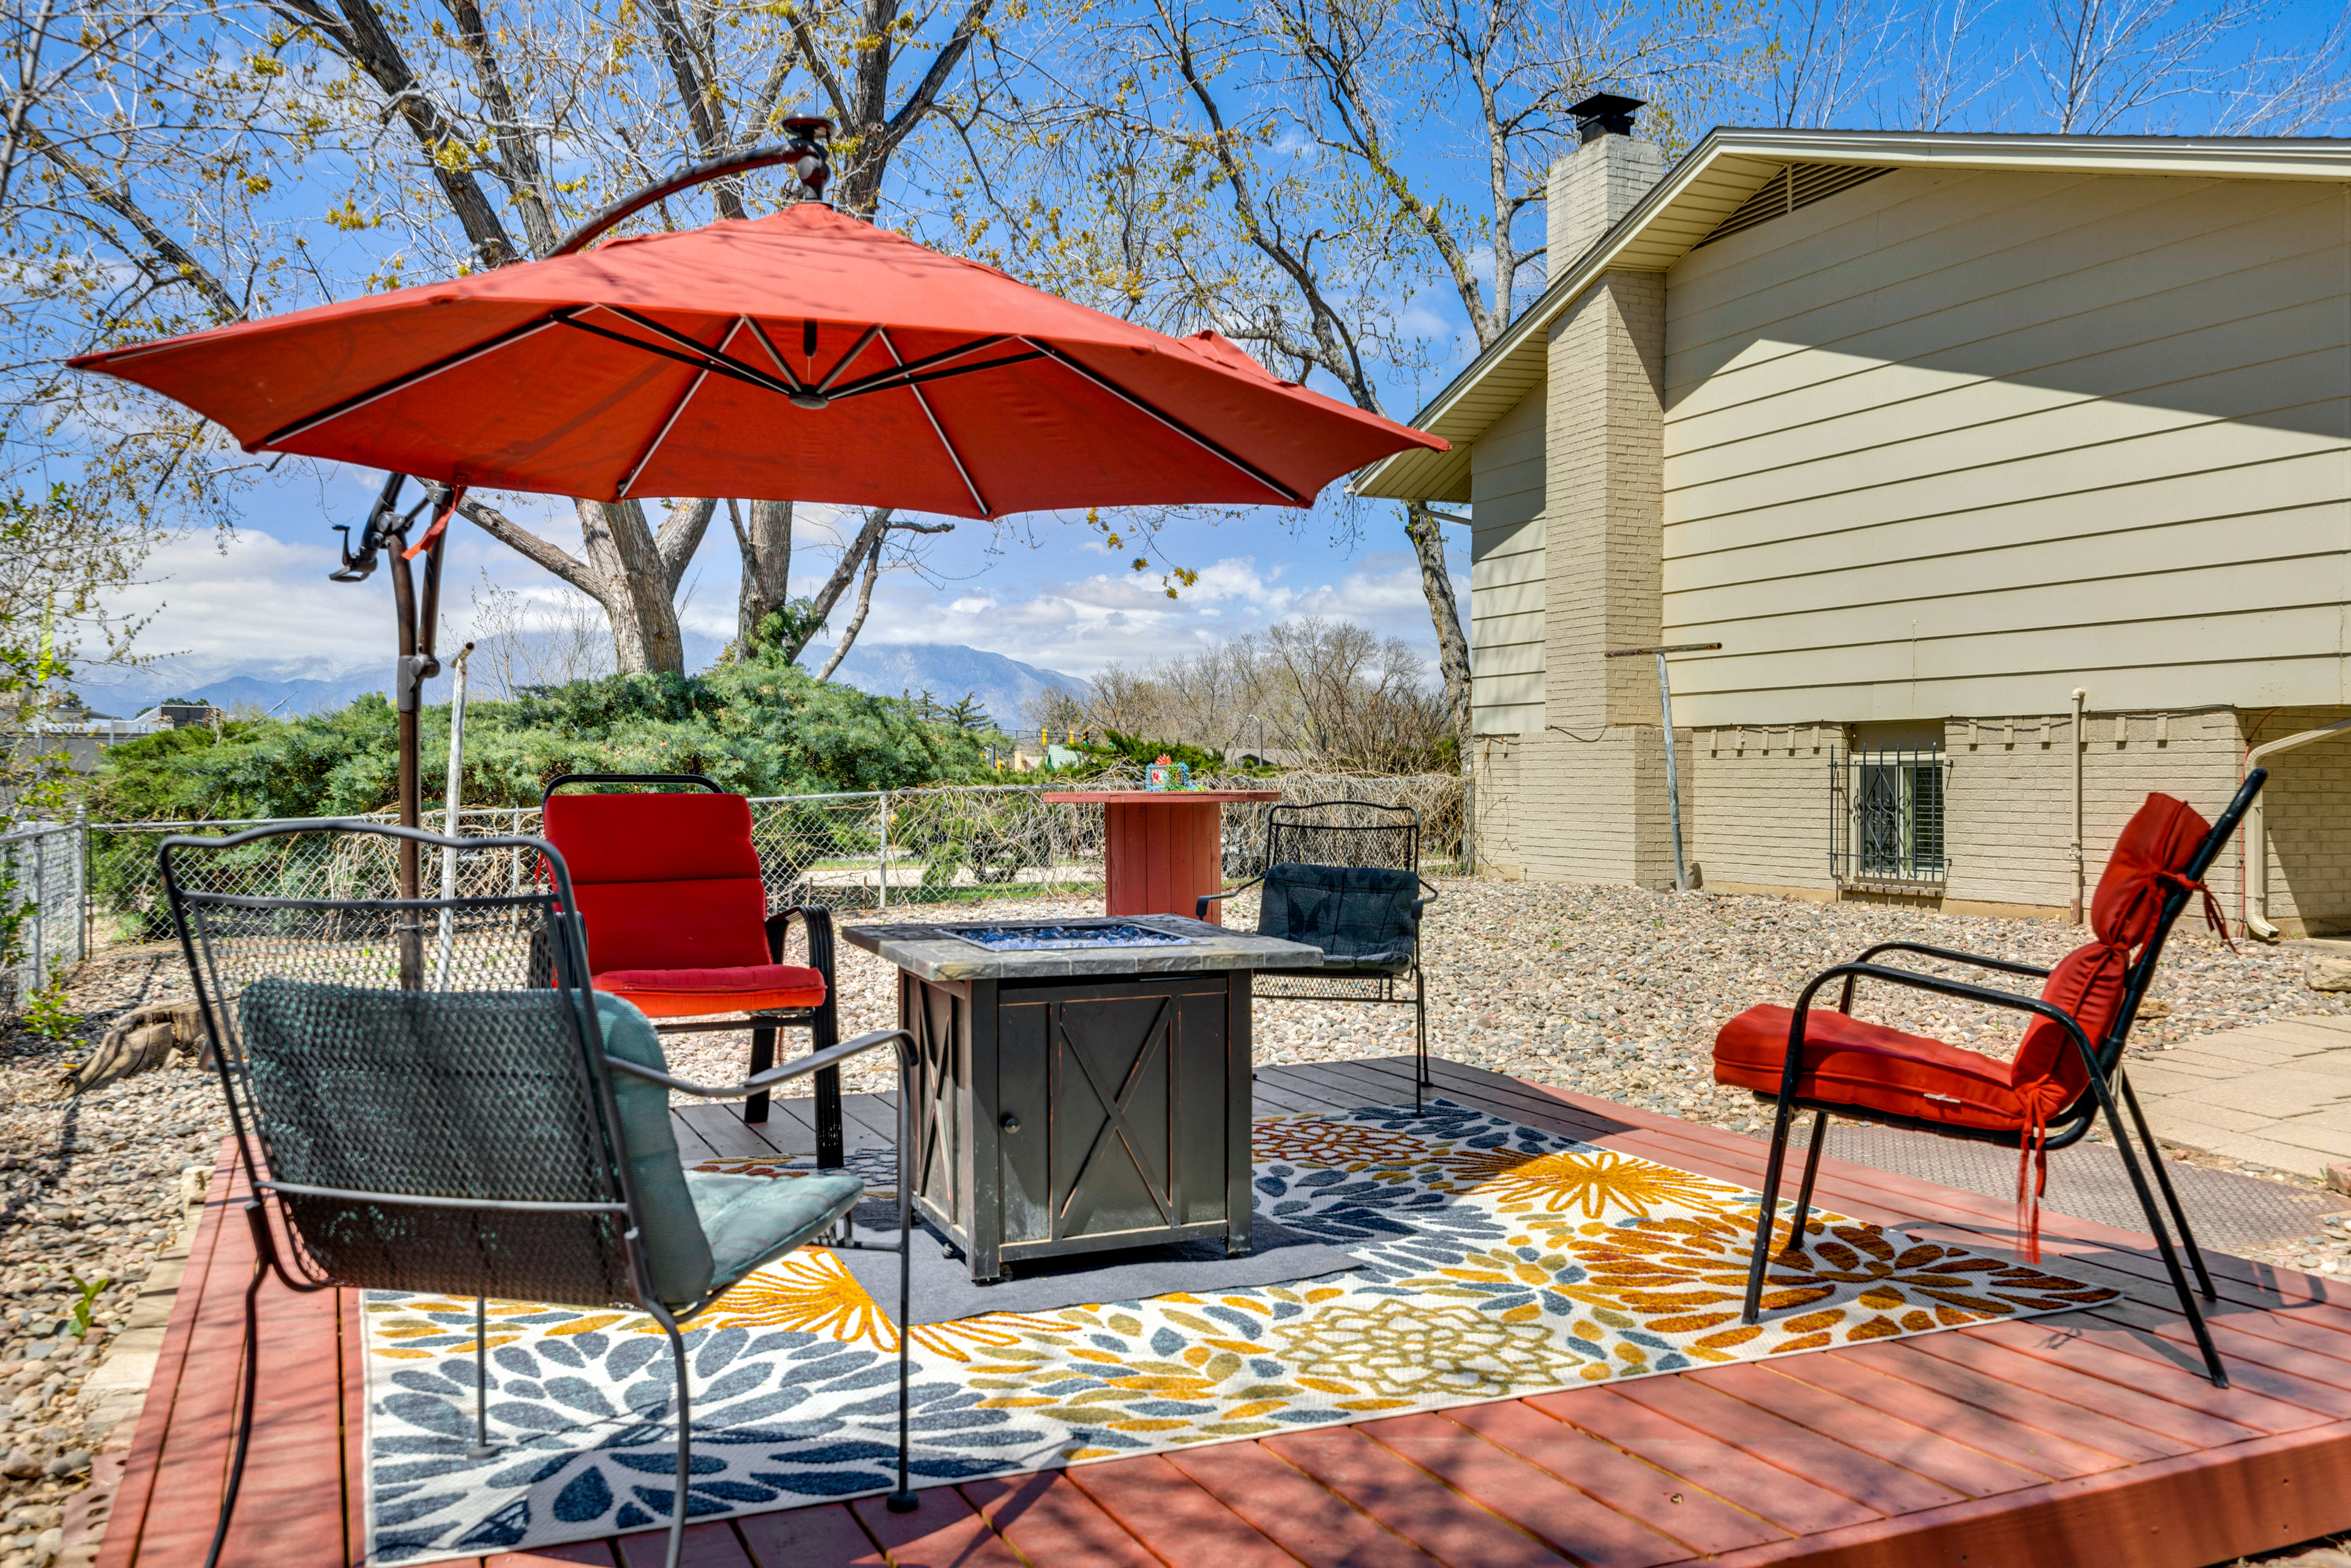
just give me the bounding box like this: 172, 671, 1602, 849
1694, 162, 1891, 249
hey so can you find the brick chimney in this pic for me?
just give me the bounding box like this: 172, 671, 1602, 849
1533, 94, 1678, 887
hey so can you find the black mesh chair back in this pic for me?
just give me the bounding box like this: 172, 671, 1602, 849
163, 819, 644, 1305
1262, 800, 1420, 877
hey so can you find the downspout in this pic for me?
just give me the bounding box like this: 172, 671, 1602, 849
2244, 714, 2351, 940
2071, 688, 2086, 924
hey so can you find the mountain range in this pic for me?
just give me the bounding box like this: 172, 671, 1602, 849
72, 642, 1086, 736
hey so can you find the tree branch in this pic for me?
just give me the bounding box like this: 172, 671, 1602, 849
455, 498, 594, 593
22, 119, 241, 321
657, 497, 718, 595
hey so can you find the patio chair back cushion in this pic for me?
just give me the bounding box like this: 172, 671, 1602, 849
235, 978, 658, 1306
1256, 862, 1419, 972
544, 790, 826, 1017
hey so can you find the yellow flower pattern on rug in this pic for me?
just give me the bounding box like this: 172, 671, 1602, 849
357, 1100, 2120, 1567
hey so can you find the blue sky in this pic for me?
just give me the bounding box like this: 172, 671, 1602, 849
90, 0, 2351, 688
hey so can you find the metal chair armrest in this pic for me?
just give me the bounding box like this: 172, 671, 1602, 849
604, 1026, 910, 1099
767, 904, 837, 984
1851, 940, 2049, 980
1781, 962, 2101, 1109
1197, 874, 1267, 920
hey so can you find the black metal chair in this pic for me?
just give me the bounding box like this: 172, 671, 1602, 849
161, 819, 920, 1568
1714, 773, 2266, 1388
1199, 800, 1438, 1109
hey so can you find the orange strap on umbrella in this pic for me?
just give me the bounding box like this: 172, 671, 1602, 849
402, 484, 465, 560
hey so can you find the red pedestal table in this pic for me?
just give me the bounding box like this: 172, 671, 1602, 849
1043, 789, 1283, 924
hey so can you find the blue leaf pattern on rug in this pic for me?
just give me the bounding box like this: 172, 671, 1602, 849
362, 1101, 2118, 1563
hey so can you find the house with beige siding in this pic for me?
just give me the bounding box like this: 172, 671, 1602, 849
1356, 111, 2351, 935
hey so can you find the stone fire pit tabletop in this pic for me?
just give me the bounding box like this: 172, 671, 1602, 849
840, 913, 1323, 982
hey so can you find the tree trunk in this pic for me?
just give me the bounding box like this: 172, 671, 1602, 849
1406, 503, 1472, 746
575, 498, 686, 673
737, 498, 794, 648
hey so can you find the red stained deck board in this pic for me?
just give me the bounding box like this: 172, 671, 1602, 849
734, 1504, 878, 1567
1163, 1441, 1446, 1568
1356, 1412, 1697, 1568
1438, 1399, 1790, 1557
1062, 1454, 1306, 1568
959, 1472, 1164, 1568
1899, 1328, 2263, 1449
1605, 1375, 1968, 1517
615, 1521, 757, 1567
849, 1489, 1029, 1568
1962, 1315, 2330, 1435
1828, 1337, 2201, 1466
95, 1147, 235, 1568
1768, 1351, 2127, 1482
1683, 1362, 2053, 1498
2075, 1302, 2351, 1420
1528, 1389, 1881, 1536
1257, 1427, 1578, 1568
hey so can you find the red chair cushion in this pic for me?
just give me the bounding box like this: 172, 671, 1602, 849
2092, 792, 2216, 949
1714, 1006, 2030, 1131
594, 964, 827, 1019
544, 789, 816, 996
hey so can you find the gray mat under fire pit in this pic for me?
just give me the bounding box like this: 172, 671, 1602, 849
1824, 1120, 2350, 1255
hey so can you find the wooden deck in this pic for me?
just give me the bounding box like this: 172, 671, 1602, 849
94, 1056, 2351, 1568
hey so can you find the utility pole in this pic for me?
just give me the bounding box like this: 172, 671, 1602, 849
1603, 642, 1723, 893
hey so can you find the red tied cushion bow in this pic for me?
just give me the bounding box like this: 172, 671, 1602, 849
2155, 869, 2235, 953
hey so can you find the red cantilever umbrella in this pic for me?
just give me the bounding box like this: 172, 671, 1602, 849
71, 202, 1439, 518
71, 131, 1442, 923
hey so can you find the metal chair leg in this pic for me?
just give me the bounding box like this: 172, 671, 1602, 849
1741, 1098, 1801, 1324
745, 1026, 776, 1124
654, 1308, 692, 1568
2118, 1069, 2216, 1301
887, 1051, 918, 1511
2090, 1073, 2228, 1386
201, 1207, 269, 1568
467, 1296, 497, 1458
1781, 1111, 1830, 1256
1413, 965, 1428, 1115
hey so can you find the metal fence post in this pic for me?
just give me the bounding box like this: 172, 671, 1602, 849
877, 790, 890, 910
73, 806, 88, 968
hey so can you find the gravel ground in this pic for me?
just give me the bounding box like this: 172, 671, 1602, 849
4, 881, 2350, 1566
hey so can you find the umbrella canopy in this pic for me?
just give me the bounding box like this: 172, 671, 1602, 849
70, 203, 1443, 517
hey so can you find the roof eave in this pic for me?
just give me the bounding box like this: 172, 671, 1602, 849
1352, 126, 2351, 503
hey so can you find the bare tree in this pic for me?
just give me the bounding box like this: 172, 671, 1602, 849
2029, 0, 2270, 133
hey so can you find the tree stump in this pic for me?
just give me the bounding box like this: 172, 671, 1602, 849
75, 1001, 208, 1091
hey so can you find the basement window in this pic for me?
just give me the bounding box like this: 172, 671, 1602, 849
1695, 163, 1892, 250
1831, 746, 1950, 888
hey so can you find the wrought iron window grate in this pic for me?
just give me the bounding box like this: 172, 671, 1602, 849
1830, 746, 1951, 887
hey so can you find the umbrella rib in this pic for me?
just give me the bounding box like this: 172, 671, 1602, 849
812, 324, 883, 394
740, 318, 813, 395
829, 350, 1043, 402
1021, 339, 1305, 506
258, 309, 576, 448
590, 305, 800, 397
616, 319, 743, 499
825, 334, 1010, 400
880, 328, 989, 518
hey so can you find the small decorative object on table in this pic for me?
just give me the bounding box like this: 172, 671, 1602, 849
1145, 754, 1189, 791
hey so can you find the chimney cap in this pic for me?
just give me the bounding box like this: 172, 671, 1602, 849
1568, 92, 1646, 143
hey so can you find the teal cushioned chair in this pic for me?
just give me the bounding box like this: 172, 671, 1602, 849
162, 819, 919, 1568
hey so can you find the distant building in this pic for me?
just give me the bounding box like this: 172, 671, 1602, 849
1355, 113, 2351, 934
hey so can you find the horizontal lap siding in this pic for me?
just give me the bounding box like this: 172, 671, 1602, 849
1659, 165, 2351, 729
1472, 384, 1548, 735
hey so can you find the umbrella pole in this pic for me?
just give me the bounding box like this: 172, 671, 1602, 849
383, 506, 448, 986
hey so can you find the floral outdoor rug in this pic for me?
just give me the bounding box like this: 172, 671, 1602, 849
358, 1099, 2117, 1564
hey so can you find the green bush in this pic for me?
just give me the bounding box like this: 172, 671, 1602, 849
89, 648, 994, 822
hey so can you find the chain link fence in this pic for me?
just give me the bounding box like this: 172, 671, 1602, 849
1, 819, 88, 1002
80, 770, 1469, 950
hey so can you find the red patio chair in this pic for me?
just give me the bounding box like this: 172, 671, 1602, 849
542, 773, 844, 1166
1712, 771, 2266, 1387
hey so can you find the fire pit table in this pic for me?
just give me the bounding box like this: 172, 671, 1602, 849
839, 914, 1322, 1282
1041, 789, 1283, 923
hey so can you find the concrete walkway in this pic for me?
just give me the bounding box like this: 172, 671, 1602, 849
2129, 1013, 2351, 1176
